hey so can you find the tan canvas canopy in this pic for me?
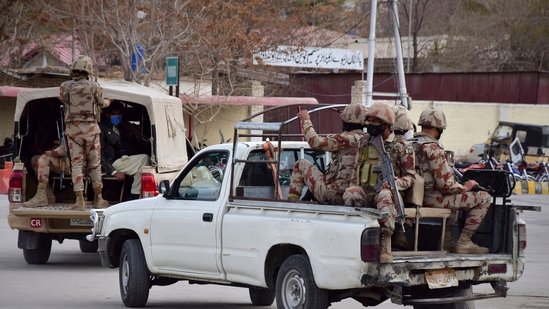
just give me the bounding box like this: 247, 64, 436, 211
15, 80, 188, 173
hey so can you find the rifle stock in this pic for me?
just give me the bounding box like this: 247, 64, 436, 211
371, 135, 406, 232
57, 105, 69, 189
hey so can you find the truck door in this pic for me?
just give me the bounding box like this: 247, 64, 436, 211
150, 150, 229, 278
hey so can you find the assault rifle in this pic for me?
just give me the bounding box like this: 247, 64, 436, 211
56, 105, 69, 190
371, 135, 406, 232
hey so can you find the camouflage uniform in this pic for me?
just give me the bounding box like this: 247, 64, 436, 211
412, 132, 491, 231
30, 145, 71, 184
288, 104, 366, 204
59, 55, 109, 209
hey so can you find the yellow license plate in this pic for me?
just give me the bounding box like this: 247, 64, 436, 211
425, 269, 458, 289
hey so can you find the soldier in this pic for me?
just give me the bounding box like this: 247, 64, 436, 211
100, 102, 150, 200
412, 107, 491, 254
59, 55, 109, 210
343, 103, 415, 263
22, 145, 70, 207
287, 104, 368, 205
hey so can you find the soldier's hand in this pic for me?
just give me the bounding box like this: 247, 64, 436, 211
297, 110, 310, 122
463, 180, 478, 192
113, 171, 125, 182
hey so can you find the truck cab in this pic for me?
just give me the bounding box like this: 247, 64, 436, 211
7, 80, 188, 264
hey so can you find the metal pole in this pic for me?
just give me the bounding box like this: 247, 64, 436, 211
390, 0, 410, 109
407, 0, 413, 73
365, 0, 378, 107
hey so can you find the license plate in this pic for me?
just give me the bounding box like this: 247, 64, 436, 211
425, 269, 458, 289
70, 218, 93, 226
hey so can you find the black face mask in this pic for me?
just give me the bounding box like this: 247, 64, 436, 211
367, 124, 384, 137
436, 128, 444, 140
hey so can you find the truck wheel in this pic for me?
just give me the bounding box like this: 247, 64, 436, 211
249, 287, 275, 306
276, 254, 329, 309
23, 233, 52, 265
79, 239, 98, 253
119, 239, 150, 307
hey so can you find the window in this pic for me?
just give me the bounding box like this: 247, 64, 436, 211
173, 151, 229, 201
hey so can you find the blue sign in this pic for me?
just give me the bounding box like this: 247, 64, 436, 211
166, 57, 179, 86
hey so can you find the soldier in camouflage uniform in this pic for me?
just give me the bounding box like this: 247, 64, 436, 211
343, 103, 415, 263
412, 107, 491, 254
59, 55, 109, 210
22, 145, 70, 207
287, 104, 368, 205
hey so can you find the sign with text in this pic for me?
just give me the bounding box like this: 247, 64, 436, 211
165, 56, 179, 86
253, 46, 364, 71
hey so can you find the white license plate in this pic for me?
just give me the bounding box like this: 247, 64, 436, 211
425, 269, 458, 289
70, 218, 93, 226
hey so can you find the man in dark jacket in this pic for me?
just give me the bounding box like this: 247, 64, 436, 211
100, 101, 149, 199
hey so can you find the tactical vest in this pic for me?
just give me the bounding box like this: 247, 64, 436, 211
62, 79, 100, 123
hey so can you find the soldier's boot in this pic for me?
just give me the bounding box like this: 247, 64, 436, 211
380, 228, 393, 263
93, 187, 109, 209
443, 225, 456, 251
46, 186, 56, 204
287, 193, 300, 202
22, 182, 48, 207
71, 191, 87, 211
393, 229, 409, 250
454, 228, 489, 254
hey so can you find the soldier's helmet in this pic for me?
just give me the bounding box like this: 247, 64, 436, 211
365, 102, 395, 126
70, 55, 94, 76
418, 107, 447, 129
392, 105, 414, 131
340, 103, 368, 125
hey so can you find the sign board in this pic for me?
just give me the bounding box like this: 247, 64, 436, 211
166, 57, 179, 86
253, 46, 364, 71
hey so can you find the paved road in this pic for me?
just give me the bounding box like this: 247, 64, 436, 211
0, 194, 548, 308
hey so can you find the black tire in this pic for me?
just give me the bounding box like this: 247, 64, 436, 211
23, 233, 52, 265
79, 239, 98, 253
249, 287, 276, 306
119, 239, 151, 307
275, 254, 329, 309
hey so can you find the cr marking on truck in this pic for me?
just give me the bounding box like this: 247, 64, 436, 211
30, 218, 42, 228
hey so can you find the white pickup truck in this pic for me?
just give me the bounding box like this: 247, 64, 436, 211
89, 104, 528, 309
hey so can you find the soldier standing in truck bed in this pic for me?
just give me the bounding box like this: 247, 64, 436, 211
59, 55, 109, 210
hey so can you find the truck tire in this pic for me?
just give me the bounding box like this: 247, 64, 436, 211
249, 287, 275, 306
276, 254, 329, 309
119, 239, 150, 307
23, 233, 52, 265
79, 239, 98, 253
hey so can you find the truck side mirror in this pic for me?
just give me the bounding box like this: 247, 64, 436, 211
158, 180, 170, 195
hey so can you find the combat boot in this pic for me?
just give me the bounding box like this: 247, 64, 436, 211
93, 187, 109, 209
23, 182, 48, 207
380, 228, 393, 263
287, 193, 300, 201
454, 228, 489, 254
46, 186, 56, 204
71, 191, 87, 211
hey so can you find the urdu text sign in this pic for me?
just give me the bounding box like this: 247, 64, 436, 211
253, 46, 364, 71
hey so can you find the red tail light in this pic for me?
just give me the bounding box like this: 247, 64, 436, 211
361, 228, 380, 263
141, 172, 157, 198
8, 170, 24, 203
518, 223, 526, 256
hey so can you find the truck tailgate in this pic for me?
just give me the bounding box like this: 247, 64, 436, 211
11, 204, 90, 219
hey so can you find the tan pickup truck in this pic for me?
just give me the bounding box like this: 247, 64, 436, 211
7, 80, 188, 264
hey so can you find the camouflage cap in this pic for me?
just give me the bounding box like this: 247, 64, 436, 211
70, 55, 94, 76
418, 107, 447, 129
340, 103, 368, 125
392, 105, 414, 131
365, 102, 395, 126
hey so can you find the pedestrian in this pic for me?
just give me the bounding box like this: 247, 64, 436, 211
59, 55, 109, 210
287, 104, 368, 205
100, 101, 150, 200
343, 102, 415, 263
412, 107, 492, 254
